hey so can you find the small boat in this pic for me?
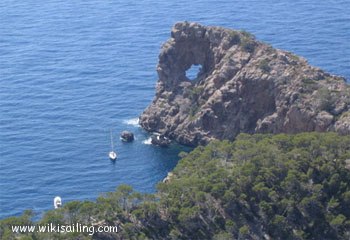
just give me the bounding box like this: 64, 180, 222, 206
109, 129, 117, 160
109, 151, 117, 160
54, 196, 62, 209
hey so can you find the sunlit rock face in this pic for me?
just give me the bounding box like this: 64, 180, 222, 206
140, 22, 350, 146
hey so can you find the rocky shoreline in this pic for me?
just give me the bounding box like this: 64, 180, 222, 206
140, 22, 350, 146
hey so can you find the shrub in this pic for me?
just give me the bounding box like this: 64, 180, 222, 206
258, 59, 271, 73
239, 30, 256, 53
317, 88, 335, 112
228, 30, 241, 45
241, 40, 255, 53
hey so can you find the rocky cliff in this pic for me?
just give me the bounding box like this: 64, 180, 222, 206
140, 22, 350, 146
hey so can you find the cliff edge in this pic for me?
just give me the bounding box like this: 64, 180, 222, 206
140, 22, 350, 146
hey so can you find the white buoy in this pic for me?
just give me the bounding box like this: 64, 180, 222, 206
54, 196, 62, 209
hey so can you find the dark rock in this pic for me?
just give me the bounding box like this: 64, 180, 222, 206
151, 134, 171, 147
140, 22, 350, 146
120, 131, 134, 142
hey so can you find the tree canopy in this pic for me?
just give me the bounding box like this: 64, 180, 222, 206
1, 132, 350, 239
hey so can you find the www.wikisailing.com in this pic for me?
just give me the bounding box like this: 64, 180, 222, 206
12, 223, 118, 236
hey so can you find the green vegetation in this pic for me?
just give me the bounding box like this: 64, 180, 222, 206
189, 104, 199, 120
239, 30, 256, 53
228, 30, 241, 45
185, 86, 204, 101
300, 78, 319, 93
240, 30, 255, 39
316, 85, 350, 114
186, 86, 204, 120
241, 39, 256, 53
258, 59, 271, 73
317, 87, 336, 112
1, 133, 350, 239
289, 53, 300, 63
302, 77, 316, 85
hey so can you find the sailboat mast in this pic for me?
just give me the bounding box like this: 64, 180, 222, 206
110, 130, 114, 151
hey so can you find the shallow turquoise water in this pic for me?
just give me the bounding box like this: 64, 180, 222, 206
0, 0, 349, 219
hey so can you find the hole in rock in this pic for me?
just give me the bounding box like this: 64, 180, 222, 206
186, 64, 202, 81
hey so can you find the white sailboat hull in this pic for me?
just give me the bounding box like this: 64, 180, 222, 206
109, 151, 117, 160
54, 196, 62, 209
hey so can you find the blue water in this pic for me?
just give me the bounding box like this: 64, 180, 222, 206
0, 0, 349, 219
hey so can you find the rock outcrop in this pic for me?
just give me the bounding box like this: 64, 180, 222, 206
121, 131, 134, 142
140, 22, 350, 146
151, 134, 171, 147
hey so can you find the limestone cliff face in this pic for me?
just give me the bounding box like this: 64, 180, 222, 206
140, 22, 350, 146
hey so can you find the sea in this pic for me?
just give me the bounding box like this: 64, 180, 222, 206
0, 0, 349, 220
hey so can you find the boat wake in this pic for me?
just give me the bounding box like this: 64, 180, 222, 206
123, 118, 140, 127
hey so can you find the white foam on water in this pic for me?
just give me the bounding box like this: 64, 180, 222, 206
123, 118, 140, 127
142, 137, 152, 145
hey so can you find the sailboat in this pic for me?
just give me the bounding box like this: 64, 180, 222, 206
54, 196, 62, 209
109, 129, 117, 160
